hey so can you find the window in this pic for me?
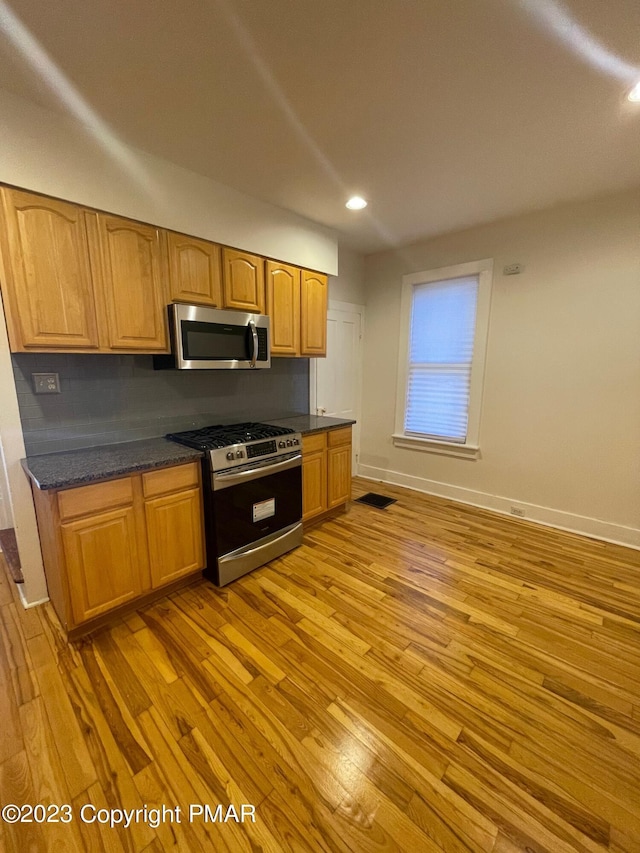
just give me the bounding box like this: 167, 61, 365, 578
394, 259, 493, 458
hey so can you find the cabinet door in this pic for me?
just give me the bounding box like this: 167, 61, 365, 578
90, 213, 168, 351
266, 261, 300, 355
222, 248, 265, 313
166, 231, 222, 307
302, 451, 327, 521
328, 445, 352, 508
62, 506, 143, 624
300, 270, 328, 356
145, 487, 204, 588
0, 188, 99, 350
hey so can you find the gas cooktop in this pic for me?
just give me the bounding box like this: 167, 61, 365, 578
166, 422, 296, 451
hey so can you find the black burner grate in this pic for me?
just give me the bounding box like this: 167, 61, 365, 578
166, 422, 295, 450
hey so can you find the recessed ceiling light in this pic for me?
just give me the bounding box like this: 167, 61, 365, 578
346, 196, 367, 210
628, 81, 640, 102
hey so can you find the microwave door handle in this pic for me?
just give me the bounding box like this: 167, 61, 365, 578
248, 320, 258, 368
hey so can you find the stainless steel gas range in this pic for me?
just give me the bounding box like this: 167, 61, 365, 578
167, 422, 302, 585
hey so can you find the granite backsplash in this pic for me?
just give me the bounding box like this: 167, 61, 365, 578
13, 352, 309, 456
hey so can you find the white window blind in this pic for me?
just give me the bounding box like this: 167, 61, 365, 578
405, 275, 479, 442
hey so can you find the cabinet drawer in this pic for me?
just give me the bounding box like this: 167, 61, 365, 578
302, 432, 327, 454
58, 477, 133, 521
142, 462, 200, 498
327, 427, 352, 447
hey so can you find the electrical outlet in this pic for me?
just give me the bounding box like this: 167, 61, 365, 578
32, 373, 61, 394
503, 263, 523, 276
510, 506, 525, 517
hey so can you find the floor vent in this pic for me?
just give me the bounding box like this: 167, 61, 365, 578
0, 528, 24, 584
355, 493, 397, 509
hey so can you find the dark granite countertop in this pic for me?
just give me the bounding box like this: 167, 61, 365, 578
22, 415, 355, 491
265, 415, 356, 435
23, 438, 204, 491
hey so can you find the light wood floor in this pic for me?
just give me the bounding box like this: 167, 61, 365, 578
1, 477, 640, 852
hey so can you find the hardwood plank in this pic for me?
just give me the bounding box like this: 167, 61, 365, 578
68, 665, 156, 852
72, 784, 117, 853
1, 481, 640, 850
79, 642, 152, 776
0, 750, 46, 853
35, 660, 97, 798
18, 697, 86, 851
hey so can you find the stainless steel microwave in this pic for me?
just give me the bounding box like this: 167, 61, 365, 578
154, 304, 271, 370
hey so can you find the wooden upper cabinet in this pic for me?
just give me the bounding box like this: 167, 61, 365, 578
0, 188, 99, 350
0, 185, 327, 357
166, 231, 222, 307
222, 248, 265, 313
300, 270, 328, 356
88, 213, 168, 351
266, 261, 301, 355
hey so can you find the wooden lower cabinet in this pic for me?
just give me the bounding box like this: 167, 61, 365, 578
145, 488, 204, 587
62, 504, 143, 624
328, 444, 352, 508
302, 426, 352, 522
32, 461, 205, 634
302, 436, 327, 521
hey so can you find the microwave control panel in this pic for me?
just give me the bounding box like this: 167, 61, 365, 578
256, 328, 268, 361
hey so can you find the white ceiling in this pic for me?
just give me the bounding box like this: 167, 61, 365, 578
1, 0, 639, 253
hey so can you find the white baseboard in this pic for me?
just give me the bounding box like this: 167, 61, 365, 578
357, 464, 640, 551
16, 584, 49, 609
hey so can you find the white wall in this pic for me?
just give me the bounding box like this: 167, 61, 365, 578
0, 442, 10, 530
0, 288, 48, 604
360, 189, 640, 547
329, 245, 365, 304
0, 89, 338, 274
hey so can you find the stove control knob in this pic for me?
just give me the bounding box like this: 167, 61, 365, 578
286, 439, 293, 447
278, 441, 286, 448
236, 450, 244, 458
293, 438, 300, 445
226, 451, 234, 461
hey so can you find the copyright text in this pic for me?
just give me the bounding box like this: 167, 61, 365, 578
1, 803, 256, 828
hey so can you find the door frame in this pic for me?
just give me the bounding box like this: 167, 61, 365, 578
309, 300, 365, 474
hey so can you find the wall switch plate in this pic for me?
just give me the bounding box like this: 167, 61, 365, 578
32, 373, 61, 394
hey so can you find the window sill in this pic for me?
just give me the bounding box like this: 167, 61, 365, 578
392, 434, 480, 460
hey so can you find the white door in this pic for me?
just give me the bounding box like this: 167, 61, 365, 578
311, 302, 364, 470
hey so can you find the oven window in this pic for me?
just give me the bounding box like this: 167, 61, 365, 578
213, 466, 302, 556
182, 321, 250, 361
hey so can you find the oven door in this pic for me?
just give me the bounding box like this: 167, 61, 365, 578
212, 454, 302, 562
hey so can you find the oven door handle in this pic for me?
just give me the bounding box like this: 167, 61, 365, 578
248, 320, 258, 368
213, 453, 302, 491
